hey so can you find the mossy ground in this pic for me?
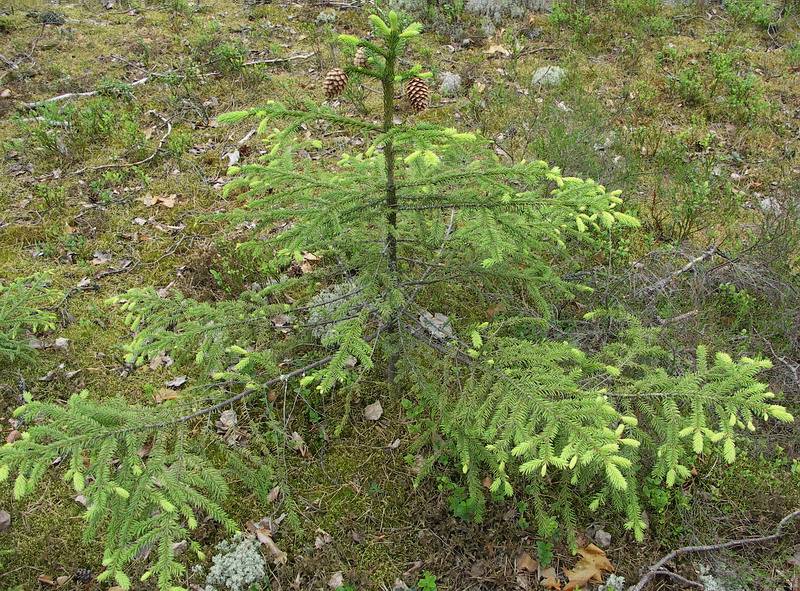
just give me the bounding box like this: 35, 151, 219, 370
1, 0, 799, 589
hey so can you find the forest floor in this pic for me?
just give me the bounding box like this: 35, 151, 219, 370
1, 0, 800, 590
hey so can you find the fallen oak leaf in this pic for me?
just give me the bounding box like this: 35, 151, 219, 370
484, 44, 511, 57
540, 566, 562, 590
155, 388, 179, 403
315, 528, 332, 549
159, 194, 177, 208
563, 543, 614, 591
289, 431, 310, 458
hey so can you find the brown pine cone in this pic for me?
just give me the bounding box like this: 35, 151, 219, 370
405, 76, 430, 113
353, 47, 368, 68
323, 68, 348, 98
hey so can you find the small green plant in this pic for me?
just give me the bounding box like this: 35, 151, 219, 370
21, 97, 144, 163
438, 475, 481, 520
212, 42, 248, 75
611, 0, 660, 22
710, 51, 768, 121
549, 2, 592, 37
723, 0, 775, 27
97, 78, 135, 101
417, 571, 437, 591
32, 183, 66, 210
788, 43, 800, 68
536, 540, 554, 567
716, 283, 756, 329
673, 66, 705, 105
0, 274, 58, 362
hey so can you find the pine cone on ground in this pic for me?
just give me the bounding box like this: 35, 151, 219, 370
323, 68, 348, 98
353, 47, 368, 68
405, 76, 429, 112
74, 568, 92, 584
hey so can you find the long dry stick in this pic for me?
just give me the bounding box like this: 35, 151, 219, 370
70, 110, 171, 176
21, 75, 151, 108
643, 244, 717, 295
630, 509, 800, 591
21, 53, 314, 108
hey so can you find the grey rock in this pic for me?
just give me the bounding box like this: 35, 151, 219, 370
593, 528, 612, 548
439, 72, 462, 96
532, 65, 566, 87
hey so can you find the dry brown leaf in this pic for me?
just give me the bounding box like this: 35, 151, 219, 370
139, 193, 158, 207
299, 251, 322, 274
364, 400, 383, 421
540, 567, 562, 590
563, 544, 614, 591
484, 44, 511, 57
315, 528, 333, 549
155, 388, 179, 403
516, 551, 538, 573
138, 193, 177, 208
251, 519, 288, 565
290, 431, 310, 458
267, 485, 281, 504
160, 194, 177, 208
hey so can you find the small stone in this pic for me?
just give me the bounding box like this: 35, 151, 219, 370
0, 510, 10, 532
328, 572, 344, 589
531, 65, 566, 87
759, 196, 781, 214
439, 72, 462, 97
364, 400, 383, 421
594, 528, 612, 548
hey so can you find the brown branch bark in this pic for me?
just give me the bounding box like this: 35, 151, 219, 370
630, 509, 800, 591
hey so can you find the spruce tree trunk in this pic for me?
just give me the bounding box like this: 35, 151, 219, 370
382, 36, 399, 382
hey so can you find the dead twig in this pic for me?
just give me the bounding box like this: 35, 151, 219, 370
70, 110, 172, 176
242, 52, 315, 66
630, 509, 800, 591
653, 569, 704, 589
20, 52, 314, 108
642, 244, 717, 295
21, 75, 151, 108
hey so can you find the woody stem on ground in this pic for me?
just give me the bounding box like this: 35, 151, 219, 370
382, 31, 400, 382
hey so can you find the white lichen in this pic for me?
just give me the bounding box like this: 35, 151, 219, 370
204, 534, 267, 591
598, 574, 626, 591
465, 0, 552, 22
307, 282, 361, 341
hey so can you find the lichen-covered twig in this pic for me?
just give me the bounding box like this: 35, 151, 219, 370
630, 509, 800, 591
